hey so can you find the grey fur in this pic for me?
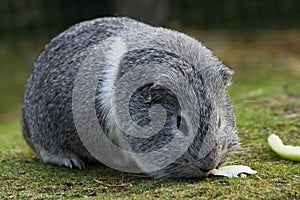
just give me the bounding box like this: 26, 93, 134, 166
22, 17, 239, 178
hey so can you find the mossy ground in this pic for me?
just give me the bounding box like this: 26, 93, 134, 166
0, 30, 299, 199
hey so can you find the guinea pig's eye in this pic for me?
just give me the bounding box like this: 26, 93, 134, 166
218, 117, 222, 128
176, 116, 181, 129
177, 116, 188, 135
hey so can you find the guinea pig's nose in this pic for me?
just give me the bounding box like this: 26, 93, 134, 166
198, 146, 220, 173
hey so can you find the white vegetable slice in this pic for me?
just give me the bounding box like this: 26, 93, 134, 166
210, 165, 257, 178
268, 134, 300, 162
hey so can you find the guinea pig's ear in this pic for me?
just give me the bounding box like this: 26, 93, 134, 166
219, 66, 233, 87
148, 83, 169, 103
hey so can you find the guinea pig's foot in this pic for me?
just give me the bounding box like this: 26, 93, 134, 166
40, 150, 85, 169
68, 158, 85, 169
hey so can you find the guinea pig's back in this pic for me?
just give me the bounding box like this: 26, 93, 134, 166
21, 17, 147, 161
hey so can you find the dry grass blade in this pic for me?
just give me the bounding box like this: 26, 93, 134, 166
93, 178, 133, 188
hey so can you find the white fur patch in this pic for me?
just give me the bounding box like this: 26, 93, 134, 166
98, 37, 128, 147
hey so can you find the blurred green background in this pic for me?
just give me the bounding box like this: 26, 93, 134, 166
0, 0, 300, 119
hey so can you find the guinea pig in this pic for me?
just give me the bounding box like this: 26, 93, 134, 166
21, 17, 239, 179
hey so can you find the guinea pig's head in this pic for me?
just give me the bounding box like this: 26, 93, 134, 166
117, 48, 239, 179
152, 66, 240, 179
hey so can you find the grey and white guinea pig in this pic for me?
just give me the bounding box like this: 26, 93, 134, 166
21, 17, 239, 179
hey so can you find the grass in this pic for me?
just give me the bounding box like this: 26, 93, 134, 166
0, 30, 300, 199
